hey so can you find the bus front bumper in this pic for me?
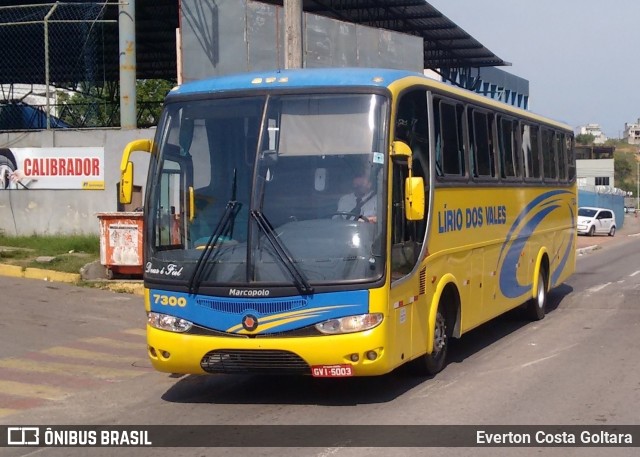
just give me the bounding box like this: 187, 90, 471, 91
146, 324, 392, 377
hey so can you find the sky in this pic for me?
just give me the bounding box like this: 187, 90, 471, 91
427, 0, 640, 138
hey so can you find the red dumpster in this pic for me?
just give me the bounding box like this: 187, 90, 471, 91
97, 212, 144, 279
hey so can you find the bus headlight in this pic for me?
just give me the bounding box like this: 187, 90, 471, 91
148, 312, 193, 333
315, 313, 383, 335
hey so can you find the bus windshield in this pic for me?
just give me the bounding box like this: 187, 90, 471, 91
145, 93, 388, 289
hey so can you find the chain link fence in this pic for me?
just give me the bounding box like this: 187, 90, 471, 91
0, 2, 166, 130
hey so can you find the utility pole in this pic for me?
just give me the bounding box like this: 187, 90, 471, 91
284, 0, 303, 69
119, 0, 137, 129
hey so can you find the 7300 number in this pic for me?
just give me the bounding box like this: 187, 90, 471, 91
153, 294, 187, 307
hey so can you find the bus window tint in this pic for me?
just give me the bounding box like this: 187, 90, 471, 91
392, 89, 429, 280
522, 123, 541, 179
556, 133, 567, 182
395, 89, 429, 181
468, 109, 495, 178
542, 128, 558, 181
434, 99, 465, 177
498, 117, 520, 179
567, 135, 576, 181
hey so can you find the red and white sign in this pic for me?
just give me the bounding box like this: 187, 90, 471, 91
3, 147, 105, 190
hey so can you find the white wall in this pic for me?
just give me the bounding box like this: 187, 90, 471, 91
0, 128, 154, 236
576, 158, 614, 187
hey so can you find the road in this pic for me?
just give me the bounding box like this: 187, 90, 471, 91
0, 231, 639, 457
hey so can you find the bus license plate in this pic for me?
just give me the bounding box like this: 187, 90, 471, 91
311, 364, 353, 377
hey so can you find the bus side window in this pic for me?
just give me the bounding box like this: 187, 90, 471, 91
541, 127, 558, 181
434, 99, 465, 177
468, 108, 495, 178
522, 123, 542, 180
566, 134, 576, 182
391, 90, 429, 280
391, 164, 423, 280
557, 133, 567, 182
498, 116, 520, 179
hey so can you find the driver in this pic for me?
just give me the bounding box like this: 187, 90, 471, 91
336, 170, 377, 222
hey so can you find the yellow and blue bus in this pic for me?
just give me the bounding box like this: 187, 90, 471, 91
120, 68, 576, 377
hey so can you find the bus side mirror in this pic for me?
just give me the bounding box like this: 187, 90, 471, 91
391, 140, 412, 158
392, 141, 425, 220
119, 139, 152, 205
405, 176, 425, 221
120, 162, 134, 204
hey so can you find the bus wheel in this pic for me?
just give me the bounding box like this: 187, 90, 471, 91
409, 304, 449, 376
525, 268, 547, 321
0, 153, 16, 189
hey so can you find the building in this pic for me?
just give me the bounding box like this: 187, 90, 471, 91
575, 145, 615, 187
576, 124, 607, 144
576, 158, 614, 187
425, 66, 529, 110
623, 119, 640, 145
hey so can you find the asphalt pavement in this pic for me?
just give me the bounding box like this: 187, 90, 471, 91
576, 212, 640, 255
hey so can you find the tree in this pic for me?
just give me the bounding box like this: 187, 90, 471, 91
576, 133, 595, 145
136, 79, 174, 127
57, 81, 119, 127
614, 150, 635, 194
57, 79, 174, 128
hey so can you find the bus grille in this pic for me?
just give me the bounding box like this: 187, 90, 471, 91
196, 297, 307, 314
200, 349, 310, 374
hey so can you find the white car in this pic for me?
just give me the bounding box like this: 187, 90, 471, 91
577, 207, 616, 237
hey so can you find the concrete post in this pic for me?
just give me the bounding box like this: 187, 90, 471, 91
119, 0, 137, 129
284, 0, 303, 69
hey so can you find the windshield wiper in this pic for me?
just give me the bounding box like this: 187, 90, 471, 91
250, 209, 313, 295
188, 170, 241, 294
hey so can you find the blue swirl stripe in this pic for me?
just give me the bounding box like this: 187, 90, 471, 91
498, 190, 574, 299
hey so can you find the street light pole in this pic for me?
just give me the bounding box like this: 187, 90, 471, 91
637, 161, 639, 210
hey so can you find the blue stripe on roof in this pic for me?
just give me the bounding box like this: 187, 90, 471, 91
169, 68, 421, 97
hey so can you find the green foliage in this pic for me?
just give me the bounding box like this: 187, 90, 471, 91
136, 79, 174, 103
57, 81, 119, 127
614, 150, 638, 195
0, 234, 100, 274
136, 79, 174, 126
26, 254, 95, 274
576, 133, 595, 145
57, 79, 174, 128
0, 234, 99, 256
0, 248, 31, 261
604, 138, 627, 147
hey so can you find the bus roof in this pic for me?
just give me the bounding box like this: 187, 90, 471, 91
169, 68, 571, 131
170, 68, 415, 96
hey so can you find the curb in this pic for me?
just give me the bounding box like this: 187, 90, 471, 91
0, 264, 24, 278
0, 263, 143, 296
0, 263, 80, 283
88, 280, 145, 296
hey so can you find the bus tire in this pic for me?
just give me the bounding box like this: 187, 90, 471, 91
525, 267, 547, 321
0, 151, 17, 189
409, 303, 449, 376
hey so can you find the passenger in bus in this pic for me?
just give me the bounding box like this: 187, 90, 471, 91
336, 170, 377, 223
